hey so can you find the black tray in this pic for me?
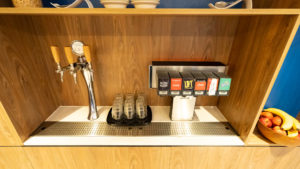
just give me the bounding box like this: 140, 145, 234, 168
106, 106, 152, 126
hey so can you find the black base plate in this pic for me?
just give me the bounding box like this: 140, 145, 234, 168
106, 106, 152, 126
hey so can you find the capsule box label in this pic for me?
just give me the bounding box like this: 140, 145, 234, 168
194, 91, 204, 95
159, 81, 169, 89
207, 78, 219, 96
170, 78, 182, 91
182, 91, 192, 95
158, 91, 168, 95
170, 91, 180, 95
219, 78, 231, 91
183, 80, 194, 90
195, 81, 206, 91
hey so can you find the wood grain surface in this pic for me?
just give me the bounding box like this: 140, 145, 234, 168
0, 147, 32, 169
0, 15, 60, 141
23, 146, 300, 169
30, 15, 239, 106
218, 15, 299, 142
0, 102, 22, 146
0, 8, 299, 15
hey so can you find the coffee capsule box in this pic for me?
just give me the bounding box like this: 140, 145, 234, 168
180, 72, 195, 96
213, 72, 232, 96
191, 72, 207, 96
202, 72, 219, 96
168, 71, 182, 96
156, 71, 170, 96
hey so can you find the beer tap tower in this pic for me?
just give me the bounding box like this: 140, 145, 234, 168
50, 41, 99, 120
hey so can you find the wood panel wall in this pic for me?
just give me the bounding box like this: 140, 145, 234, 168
23, 147, 300, 169
0, 15, 239, 142
30, 15, 239, 106
0, 15, 60, 142
218, 15, 299, 141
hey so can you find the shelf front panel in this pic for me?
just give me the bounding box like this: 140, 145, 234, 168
0, 8, 299, 15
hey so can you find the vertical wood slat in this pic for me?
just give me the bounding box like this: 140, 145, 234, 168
218, 15, 300, 142
0, 15, 60, 142
0, 102, 22, 146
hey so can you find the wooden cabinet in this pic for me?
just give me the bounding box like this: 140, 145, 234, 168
0, 9, 299, 144
0, 7, 300, 169
1, 146, 300, 169
21, 147, 300, 169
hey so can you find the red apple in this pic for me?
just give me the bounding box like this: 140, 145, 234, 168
261, 111, 273, 120
272, 116, 282, 126
259, 117, 272, 128
273, 126, 286, 136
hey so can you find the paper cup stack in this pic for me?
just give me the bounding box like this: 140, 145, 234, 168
131, 0, 160, 8
100, 0, 129, 8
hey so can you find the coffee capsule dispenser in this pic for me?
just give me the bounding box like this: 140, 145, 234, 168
149, 61, 231, 121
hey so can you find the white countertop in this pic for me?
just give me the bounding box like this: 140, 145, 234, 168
24, 106, 244, 146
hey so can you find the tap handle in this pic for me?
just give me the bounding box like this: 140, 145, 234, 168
83, 46, 91, 63
50, 46, 60, 64
64, 47, 74, 65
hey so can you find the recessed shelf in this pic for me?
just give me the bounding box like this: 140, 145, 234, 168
246, 129, 280, 146
0, 8, 299, 15
24, 106, 244, 146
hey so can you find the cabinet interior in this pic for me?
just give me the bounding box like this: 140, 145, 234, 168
0, 14, 297, 142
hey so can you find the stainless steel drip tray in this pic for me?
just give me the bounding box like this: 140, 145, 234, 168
24, 122, 244, 146
32, 122, 237, 137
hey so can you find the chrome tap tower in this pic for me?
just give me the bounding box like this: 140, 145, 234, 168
50, 41, 99, 120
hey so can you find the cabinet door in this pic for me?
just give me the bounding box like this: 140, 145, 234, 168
24, 147, 171, 169
0, 147, 32, 169
25, 147, 300, 169
170, 147, 300, 169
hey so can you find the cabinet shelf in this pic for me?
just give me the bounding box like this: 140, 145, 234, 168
246, 129, 279, 146
0, 8, 299, 15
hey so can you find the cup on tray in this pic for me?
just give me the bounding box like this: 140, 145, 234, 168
112, 94, 124, 120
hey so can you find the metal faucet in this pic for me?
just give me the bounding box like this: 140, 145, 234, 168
50, 45, 99, 121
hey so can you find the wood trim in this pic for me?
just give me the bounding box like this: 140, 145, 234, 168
0, 102, 22, 146
0, 147, 33, 169
0, 8, 299, 15
245, 15, 300, 144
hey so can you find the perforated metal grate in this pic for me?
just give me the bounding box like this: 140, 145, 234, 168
32, 122, 237, 137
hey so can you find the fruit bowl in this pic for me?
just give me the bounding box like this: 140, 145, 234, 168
257, 121, 300, 146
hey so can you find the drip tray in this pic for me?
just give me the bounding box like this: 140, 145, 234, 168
32, 122, 238, 137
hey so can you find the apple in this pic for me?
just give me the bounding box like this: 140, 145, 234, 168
261, 111, 273, 120
272, 116, 282, 126
273, 126, 286, 136
259, 117, 272, 128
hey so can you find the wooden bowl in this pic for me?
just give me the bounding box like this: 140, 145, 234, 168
257, 121, 300, 146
